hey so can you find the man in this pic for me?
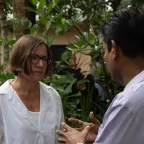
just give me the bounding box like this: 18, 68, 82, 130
56, 7, 144, 144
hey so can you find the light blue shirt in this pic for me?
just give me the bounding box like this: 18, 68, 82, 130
94, 71, 144, 144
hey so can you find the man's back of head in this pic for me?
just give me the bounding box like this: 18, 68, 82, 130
100, 7, 144, 83
100, 7, 144, 58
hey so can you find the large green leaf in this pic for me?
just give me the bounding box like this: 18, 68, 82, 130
38, 0, 46, 11
31, 0, 38, 5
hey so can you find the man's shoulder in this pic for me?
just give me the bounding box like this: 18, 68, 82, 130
116, 82, 144, 113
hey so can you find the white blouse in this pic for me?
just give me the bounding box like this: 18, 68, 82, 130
0, 80, 64, 144
28, 111, 40, 128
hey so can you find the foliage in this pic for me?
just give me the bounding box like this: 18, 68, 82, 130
43, 74, 81, 120
120, 0, 144, 8
0, 0, 127, 122
0, 72, 14, 85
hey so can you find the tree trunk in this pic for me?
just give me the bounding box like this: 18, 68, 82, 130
25, 0, 36, 25
13, 0, 26, 39
25, 0, 36, 34
0, 0, 8, 68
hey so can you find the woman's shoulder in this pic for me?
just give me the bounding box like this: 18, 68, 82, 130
40, 82, 60, 99
0, 80, 12, 94
40, 82, 56, 91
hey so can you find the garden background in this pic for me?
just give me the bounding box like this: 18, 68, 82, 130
0, 0, 143, 123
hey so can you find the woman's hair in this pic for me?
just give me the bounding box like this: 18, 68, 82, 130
8, 34, 52, 76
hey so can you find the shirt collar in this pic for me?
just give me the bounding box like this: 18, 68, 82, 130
0, 80, 12, 94
125, 71, 144, 90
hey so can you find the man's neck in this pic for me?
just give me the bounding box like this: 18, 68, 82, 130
121, 59, 144, 85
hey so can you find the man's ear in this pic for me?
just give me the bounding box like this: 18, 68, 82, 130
111, 40, 119, 61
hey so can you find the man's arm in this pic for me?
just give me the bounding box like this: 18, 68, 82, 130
94, 104, 138, 144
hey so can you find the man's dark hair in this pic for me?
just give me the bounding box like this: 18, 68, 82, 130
100, 7, 144, 58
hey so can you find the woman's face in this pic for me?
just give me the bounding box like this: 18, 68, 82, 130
26, 44, 50, 82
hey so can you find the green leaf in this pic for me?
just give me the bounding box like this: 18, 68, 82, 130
66, 47, 73, 51
46, 36, 54, 47
31, 0, 38, 5
46, 22, 51, 31
42, 31, 47, 37
65, 82, 74, 94
54, 0, 59, 4
30, 24, 39, 34
38, 0, 46, 11
55, 27, 62, 35
88, 33, 95, 41
61, 18, 65, 24
8, 40, 16, 45
75, 35, 81, 41
40, 17, 47, 25
26, 7, 37, 13
61, 51, 72, 62
68, 92, 82, 98
48, 2, 54, 12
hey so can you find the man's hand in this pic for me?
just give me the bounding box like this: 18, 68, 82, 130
56, 112, 101, 143
56, 122, 90, 144
68, 112, 101, 142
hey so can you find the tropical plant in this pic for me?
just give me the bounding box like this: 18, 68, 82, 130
0, 0, 128, 122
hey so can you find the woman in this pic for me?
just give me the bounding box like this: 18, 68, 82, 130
0, 34, 64, 144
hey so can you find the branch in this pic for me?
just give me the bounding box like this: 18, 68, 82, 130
74, 23, 84, 36
74, 23, 95, 48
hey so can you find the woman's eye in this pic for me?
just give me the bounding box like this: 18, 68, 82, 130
32, 56, 37, 59
43, 57, 48, 61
